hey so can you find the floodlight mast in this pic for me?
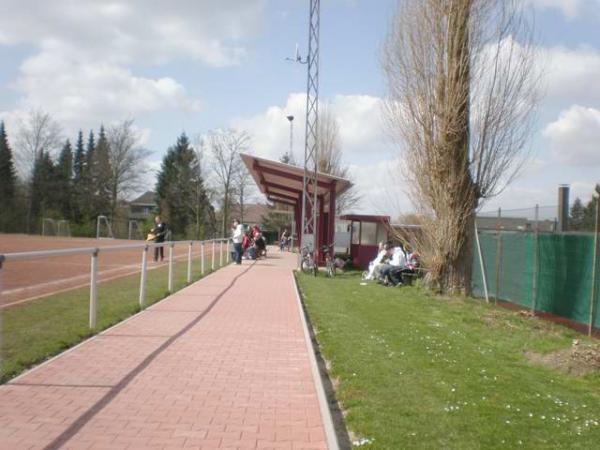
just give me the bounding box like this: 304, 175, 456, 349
300, 0, 320, 269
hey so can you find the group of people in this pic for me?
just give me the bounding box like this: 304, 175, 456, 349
279, 229, 291, 251
364, 241, 419, 286
231, 219, 267, 264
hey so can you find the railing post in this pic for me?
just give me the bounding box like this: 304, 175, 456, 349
220, 240, 224, 267
531, 205, 539, 314
494, 207, 502, 305
139, 245, 148, 308
187, 241, 193, 284
89, 249, 99, 329
226, 239, 230, 263
168, 243, 174, 293
212, 240, 216, 271
201, 241, 205, 275
589, 199, 600, 337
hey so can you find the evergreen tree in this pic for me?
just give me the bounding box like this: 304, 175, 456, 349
92, 126, 112, 216
582, 196, 599, 232
56, 139, 73, 219
72, 130, 86, 222
156, 133, 211, 239
80, 130, 96, 219
570, 198, 585, 231
29, 150, 57, 231
73, 130, 85, 182
0, 121, 18, 231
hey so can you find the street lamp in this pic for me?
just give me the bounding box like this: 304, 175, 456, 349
286, 115, 294, 164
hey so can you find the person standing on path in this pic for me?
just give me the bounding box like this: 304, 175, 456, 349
151, 215, 167, 262
232, 219, 243, 265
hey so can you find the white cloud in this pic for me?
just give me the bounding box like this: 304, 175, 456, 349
232, 93, 388, 162
0, 0, 265, 67
528, 0, 591, 19
0, 0, 266, 134
542, 46, 600, 106
14, 49, 201, 126
543, 105, 600, 166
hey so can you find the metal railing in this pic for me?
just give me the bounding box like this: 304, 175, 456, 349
0, 238, 231, 329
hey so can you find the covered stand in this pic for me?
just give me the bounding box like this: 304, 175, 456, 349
339, 214, 391, 269
240, 153, 351, 263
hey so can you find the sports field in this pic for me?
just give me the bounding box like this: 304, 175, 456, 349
0, 234, 219, 307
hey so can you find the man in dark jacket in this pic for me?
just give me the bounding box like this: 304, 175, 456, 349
151, 215, 167, 262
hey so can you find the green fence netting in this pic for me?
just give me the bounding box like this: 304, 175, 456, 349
472, 231, 600, 329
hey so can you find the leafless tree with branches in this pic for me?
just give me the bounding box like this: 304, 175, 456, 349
383, 0, 541, 293
317, 104, 360, 214
207, 129, 250, 236
107, 119, 151, 218
14, 109, 63, 179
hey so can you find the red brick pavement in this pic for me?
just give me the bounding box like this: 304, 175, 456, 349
0, 251, 331, 450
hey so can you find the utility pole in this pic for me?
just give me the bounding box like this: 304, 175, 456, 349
300, 0, 320, 268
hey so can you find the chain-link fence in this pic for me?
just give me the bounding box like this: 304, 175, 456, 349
472, 204, 600, 335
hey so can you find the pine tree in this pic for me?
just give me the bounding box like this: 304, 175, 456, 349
56, 139, 73, 219
80, 130, 96, 219
73, 130, 85, 182
156, 133, 212, 239
0, 121, 18, 231
72, 130, 86, 223
92, 126, 112, 216
29, 150, 57, 231
582, 196, 598, 232
570, 198, 585, 231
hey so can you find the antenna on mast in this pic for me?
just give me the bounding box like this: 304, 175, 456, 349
285, 43, 307, 64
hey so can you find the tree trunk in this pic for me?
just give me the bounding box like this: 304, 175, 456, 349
446, 207, 475, 295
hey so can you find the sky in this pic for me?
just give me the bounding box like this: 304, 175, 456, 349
1, 0, 599, 218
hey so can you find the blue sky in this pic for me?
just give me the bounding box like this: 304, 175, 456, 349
1, 0, 599, 217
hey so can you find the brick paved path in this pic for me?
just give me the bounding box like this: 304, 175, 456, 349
0, 251, 332, 450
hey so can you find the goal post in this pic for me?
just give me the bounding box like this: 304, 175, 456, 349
128, 219, 144, 240
96, 215, 115, 239
57, 220, 71, 237
42, 218, 57, 236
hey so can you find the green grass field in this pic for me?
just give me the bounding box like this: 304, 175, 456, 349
296, 272, 600, 449
1, 252, 226, 383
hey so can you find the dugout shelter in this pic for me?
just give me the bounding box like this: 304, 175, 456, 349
240, 153, 351, 264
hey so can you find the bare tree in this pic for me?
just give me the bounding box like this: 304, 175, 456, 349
235, 166, 255, 224
106, 119, 151, 218
317, 104, 361, 214
382, 0, 540, 293
14, 109, 62, 179
207, 129, 249, 236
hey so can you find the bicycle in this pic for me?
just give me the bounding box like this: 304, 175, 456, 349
300, 245, 318, 276
322, 244, 336, 278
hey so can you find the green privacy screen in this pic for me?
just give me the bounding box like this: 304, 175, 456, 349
472, 231, 600, 329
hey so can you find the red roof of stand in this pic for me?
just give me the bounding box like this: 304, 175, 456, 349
339, 214, 390, 223
240, 153, 352, 207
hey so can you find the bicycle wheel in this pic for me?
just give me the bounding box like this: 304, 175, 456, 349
328, 263, 336, 278
301, 259, 313, 274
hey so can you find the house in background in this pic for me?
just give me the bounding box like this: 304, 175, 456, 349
128, 191, 157, 222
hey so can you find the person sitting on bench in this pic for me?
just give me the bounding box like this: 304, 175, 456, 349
380, 244, 409, 286
365, 242, 391, 280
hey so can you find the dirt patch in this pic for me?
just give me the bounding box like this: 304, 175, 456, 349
525, 341, 600, 376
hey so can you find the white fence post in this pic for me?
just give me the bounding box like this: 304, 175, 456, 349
89, 249, 99, 329
201, 241, 205, 275
187, 241, 193, 284
168, 244, 174, 293
219, 240, 223, 267
226, 239, 230, 263
139, 245, 148, 308
212, 240, 216, 271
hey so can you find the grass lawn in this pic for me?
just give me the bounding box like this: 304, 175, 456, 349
1, 252, 226, 383
296, 272, 600, 449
